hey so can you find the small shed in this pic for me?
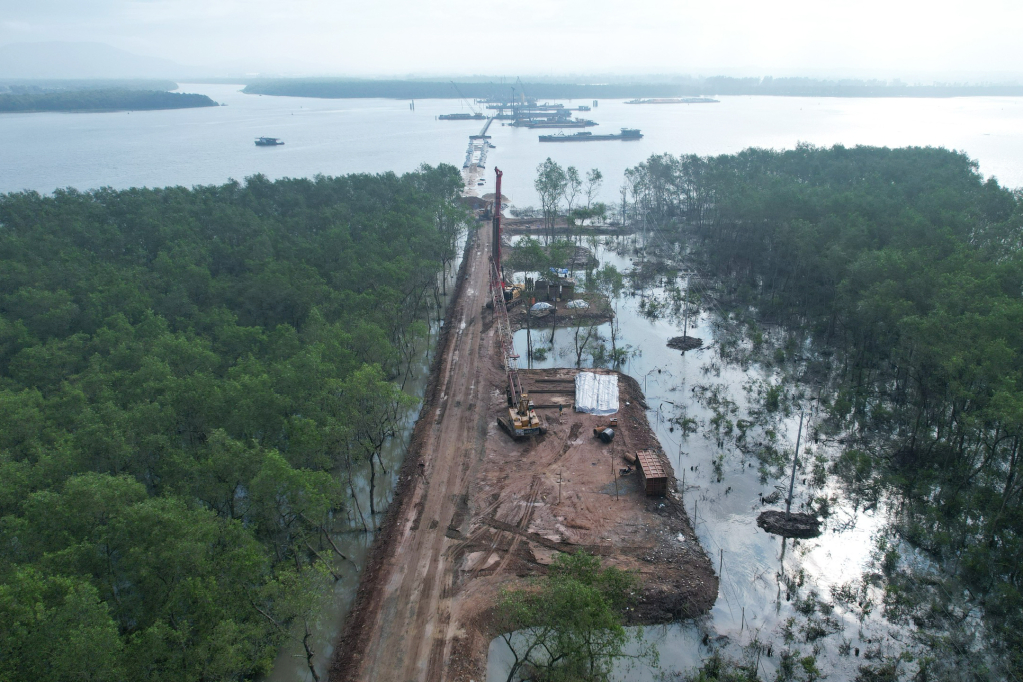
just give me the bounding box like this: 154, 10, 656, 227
533, 277, 576, 301
636, 450, 668, 497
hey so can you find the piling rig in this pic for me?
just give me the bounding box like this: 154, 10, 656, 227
489, 168, 546, 439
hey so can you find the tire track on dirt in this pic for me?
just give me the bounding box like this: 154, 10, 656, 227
330, 221, 494, 682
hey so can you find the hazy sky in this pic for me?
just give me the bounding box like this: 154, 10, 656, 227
2, 0, 1023, 78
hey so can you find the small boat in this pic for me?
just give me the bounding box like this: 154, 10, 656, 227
255, 137, 284, 146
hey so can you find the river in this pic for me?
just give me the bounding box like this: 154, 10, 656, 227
4, 84, 1021, 681
3, 84, 1022, 200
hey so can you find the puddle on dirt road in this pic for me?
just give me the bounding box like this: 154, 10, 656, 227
489, 235, 938, 681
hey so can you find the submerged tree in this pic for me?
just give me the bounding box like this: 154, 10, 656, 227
590, 263, 628, 365
536, 158, 568, 244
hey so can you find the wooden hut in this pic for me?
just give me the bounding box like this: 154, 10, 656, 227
636, 450, 668, 497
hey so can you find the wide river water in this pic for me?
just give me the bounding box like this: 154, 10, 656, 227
2, 83, 1022, 202
4, 84, 1022, 681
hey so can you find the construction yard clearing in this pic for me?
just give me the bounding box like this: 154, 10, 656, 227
330, 181, 716, 682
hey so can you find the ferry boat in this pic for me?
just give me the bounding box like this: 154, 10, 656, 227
539, 128, 643, 142
255, 137, 284, 146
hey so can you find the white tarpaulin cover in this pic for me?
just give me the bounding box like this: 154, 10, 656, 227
574, 372, 619, 415
566, 299, 589, 309
530, 302, 554, 312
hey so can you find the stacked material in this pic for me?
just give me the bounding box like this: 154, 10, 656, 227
636, 450, 668, 497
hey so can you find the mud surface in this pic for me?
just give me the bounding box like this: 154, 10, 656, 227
330, 225, 716, 682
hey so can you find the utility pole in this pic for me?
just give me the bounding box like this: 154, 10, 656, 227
785, 412, 805, 518
558, 470, 563, 505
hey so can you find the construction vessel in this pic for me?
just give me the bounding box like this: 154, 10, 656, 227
441, 82, 487, 120
488, 167, 546, 439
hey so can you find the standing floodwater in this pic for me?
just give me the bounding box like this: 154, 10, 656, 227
489, 234, 971, 680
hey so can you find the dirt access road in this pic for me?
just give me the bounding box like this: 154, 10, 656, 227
330, 224, 497, 682
331, 218, 717, 682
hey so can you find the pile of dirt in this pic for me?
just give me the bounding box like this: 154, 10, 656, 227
756, 510, 822, 538
668, 335, 704, 352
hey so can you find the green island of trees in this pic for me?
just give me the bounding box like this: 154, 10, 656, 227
624, 144, 1023, 678
0, 166, 466, 681
0, 89, 218, 113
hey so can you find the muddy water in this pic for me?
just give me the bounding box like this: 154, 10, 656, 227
488, 236, 930, 681
265, 244, 464, 682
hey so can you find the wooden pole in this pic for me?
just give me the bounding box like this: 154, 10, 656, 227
785, 412, 805, 518
611, 444, 619, 501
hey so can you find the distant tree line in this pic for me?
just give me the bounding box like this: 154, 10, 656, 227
624, 144, 1023, 675
0, 165, 467, 681
0, 88, 217, 113
242, 78, 1023, 100
0, 79, 179, 95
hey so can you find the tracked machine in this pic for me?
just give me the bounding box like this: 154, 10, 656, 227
489, 168, 547, 440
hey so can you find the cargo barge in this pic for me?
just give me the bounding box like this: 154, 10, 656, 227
625, 97, 719, 104
439, 112, 486, 120
539, 128, 642, 142
522, 118, 598, 128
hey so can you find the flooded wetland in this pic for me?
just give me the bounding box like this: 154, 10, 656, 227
4, 84, 1022, 682
487, 228, 1003, 680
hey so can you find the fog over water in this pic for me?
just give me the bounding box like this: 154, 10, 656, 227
3, 1, 1023, 77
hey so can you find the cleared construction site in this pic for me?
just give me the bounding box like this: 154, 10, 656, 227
329, 168, 716, 682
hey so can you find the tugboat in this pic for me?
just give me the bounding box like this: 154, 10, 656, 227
255, 137, 284, 146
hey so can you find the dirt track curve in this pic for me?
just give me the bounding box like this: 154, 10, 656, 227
331, 223, 495, 682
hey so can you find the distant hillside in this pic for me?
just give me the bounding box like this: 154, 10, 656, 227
0, 42, 198, 79
243, 77, 1023, 100
0, 89, 218, 113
